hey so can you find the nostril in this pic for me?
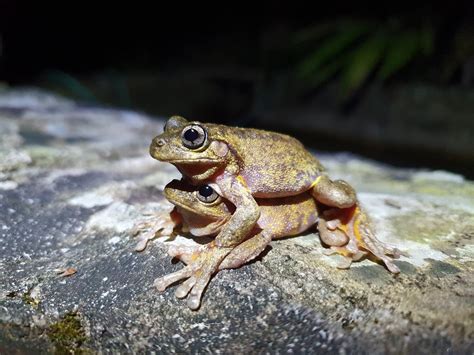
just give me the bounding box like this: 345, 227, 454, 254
155, 138, 166, 147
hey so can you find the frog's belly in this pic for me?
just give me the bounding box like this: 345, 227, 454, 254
256, 194, 318, 238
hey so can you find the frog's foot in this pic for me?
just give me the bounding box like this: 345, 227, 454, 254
318, 218, 348, 247
346, 206, 401, 273
132, 210, 180, 252
154, 243, 232, 310
333, 254, 353, 269
133, 218, 175, 252
320, 205, 401, 273
166, 244, 202, 264
378, 244, 408, 259
325, 246, 367, 269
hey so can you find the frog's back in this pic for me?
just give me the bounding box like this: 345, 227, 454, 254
217, 125, 324, 197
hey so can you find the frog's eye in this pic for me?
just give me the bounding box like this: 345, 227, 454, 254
181, 124, 207, 149
196, 185, 219, 203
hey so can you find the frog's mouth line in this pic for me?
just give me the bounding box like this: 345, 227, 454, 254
173, 202, 229, 220
167, 159, 221, 164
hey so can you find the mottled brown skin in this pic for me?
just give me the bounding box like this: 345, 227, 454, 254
150, 117, 356, 246
145, 180, 400, 309
145, 116, 392, 308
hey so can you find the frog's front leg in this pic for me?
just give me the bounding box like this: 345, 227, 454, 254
311, 175, 357, 208
133, 207, 181, 251
219, 232, 271, 269
213, 173, 261, 248
161, 232, 271, 309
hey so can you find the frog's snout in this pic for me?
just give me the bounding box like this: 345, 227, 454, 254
149, 136, 167, 158
150, 135, 167, 150
153, 137, 166, 147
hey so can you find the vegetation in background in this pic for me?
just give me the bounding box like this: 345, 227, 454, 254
291, 17, 474, 101
17, 12, 474, 112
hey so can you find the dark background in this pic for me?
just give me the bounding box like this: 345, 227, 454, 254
1, 2, 474, 176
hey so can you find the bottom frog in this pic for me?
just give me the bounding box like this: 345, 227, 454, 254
134, 179, 401, 310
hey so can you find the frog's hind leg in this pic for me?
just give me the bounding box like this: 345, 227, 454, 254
219, 232, 272, 270
319, 205, 401, 273
311, 175, 357, 209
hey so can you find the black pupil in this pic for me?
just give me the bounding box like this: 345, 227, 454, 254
199, 185, 214, 198
184, 128, 200, 143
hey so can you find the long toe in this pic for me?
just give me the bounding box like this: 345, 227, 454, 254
168, 244, 200, 258
336, 256, 353, 269
186, 273, 212, 310
154, 268, 192, 292
175, 277, 196, 299
383, 258, 400, 274
134, 234, 151, 252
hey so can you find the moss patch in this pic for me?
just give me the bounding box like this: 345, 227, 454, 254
22, 292, 39, 308
47, 312, 89, 354
426, 259, 461, 276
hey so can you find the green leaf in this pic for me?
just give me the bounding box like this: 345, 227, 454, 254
296, 23, 372, 79
377, 31, 419, 81
293, 22, 335, 44
44, 70, 98, 103
340, 32, 386, 97
419, 24, 434, 55
307, 55, 347, 87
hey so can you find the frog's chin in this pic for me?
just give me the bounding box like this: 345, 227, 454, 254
187, 221, 224, 237
177, 208, 230, 236
175, 162, 222, 181
191, 217, 230, 236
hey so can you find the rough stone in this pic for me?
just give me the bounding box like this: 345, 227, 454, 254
0, 90, 472, 354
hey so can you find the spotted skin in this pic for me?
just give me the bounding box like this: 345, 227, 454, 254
144, 117, 397, 309
150, 116, 356, 252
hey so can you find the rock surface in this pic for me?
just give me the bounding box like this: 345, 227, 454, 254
0, 89, 473, 354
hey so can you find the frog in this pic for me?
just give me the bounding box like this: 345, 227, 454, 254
144, 179, 400, 309
146, 116, 363, 300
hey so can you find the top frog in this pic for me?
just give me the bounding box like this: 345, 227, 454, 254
150, 115, 359, 241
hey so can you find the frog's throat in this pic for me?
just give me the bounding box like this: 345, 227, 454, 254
175, 163, 222, 181
171, 199, 228, 220
188, 217, 230, 236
